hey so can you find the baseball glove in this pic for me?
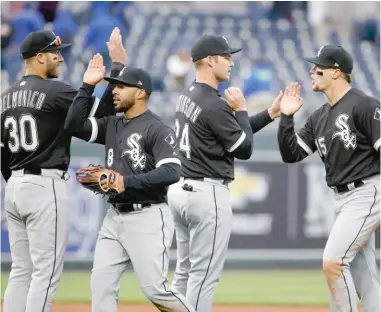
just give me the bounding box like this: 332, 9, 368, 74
76, 164, 121, 197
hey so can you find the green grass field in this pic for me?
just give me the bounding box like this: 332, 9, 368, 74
1, 270, 333, 306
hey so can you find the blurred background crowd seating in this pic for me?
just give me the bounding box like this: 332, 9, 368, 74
1, 1, 380, 150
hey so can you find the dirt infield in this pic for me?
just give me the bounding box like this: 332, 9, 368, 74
52, 303, 334, 312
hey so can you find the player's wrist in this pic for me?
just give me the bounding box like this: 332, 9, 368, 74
117, 175, 125, 193
110, 57, 125, 64
280, 110, 295, 117
268, 108, 279, 119
280, 112, 294, 121
112, 61, 125, 68
83, 81, 96, 86
233, 107, 248, 112
81, 82, 96, 91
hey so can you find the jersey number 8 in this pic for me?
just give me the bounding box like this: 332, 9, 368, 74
4, 114, 39, 153
107, 148, 114, 167
175, 119, 191, 159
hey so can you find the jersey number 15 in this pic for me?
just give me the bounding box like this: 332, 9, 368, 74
175, 119, 191, 159
315, 136, 327, 158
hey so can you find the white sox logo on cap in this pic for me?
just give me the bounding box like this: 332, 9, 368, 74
317, 46, 325, 57
118, 67, 126, 76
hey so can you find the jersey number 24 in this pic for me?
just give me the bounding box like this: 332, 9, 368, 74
175, 119, 191, 159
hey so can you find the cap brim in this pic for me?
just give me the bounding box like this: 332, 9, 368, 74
44, 43, 72, 52
104, 76, 144, 90
104, 77, 131, 85
221, 47, 242, 55
304, 57, 331, 67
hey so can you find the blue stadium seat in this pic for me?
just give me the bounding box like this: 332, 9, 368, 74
2, 3, 379, 134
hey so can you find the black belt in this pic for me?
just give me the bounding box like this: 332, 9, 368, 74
24, 168, 42, 175
184, 177, 231, 186
113, 202, 163, 213
331, 180, 364, 194
23, 168, 66, 180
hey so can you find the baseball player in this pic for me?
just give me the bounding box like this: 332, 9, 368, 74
0, 29, 121, 312
64, 54, 196, 312
166, 34, 284, 312
277, 45, 380, 312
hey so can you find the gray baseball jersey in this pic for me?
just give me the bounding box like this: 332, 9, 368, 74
278, 88, 380, 312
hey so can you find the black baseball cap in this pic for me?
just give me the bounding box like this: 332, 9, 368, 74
104, 67, 153, 95
20, 30, 72, 59
304, 45, 353, 74
191, 34, 242, 62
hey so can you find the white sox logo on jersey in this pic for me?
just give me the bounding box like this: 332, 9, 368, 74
332, 114, 357, 150
121, 133, 146, 170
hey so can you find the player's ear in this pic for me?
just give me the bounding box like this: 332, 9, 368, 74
35, 53, 46, 65
206, 56, 215, 68
136, 89, 147, 101
332, 68, 341, 80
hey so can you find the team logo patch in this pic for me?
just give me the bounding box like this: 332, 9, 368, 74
374, 108, 381, 121
332, 114, 357, 150
165, 133, 177, 149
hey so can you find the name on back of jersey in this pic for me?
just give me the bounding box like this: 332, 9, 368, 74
1, 90, 46, 114
176, 94, 202, 123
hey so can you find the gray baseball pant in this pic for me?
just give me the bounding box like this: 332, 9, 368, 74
90, 203, 196, 312
3, 169, 69, 312
323, 174, 380, 312
168, 178, 232, 312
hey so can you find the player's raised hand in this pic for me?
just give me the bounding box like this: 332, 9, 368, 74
83, 53, 106, 86
268, 90, 283, 119
279, 82, 303, 116
224, 87, 247, 111
107, 27, 126, 64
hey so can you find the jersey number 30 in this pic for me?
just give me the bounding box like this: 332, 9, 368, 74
175, 119, 191, 159
4, 114, 39, 153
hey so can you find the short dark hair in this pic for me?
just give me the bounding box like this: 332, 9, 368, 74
343, 73, 352, 83
194, 55, 219, 68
